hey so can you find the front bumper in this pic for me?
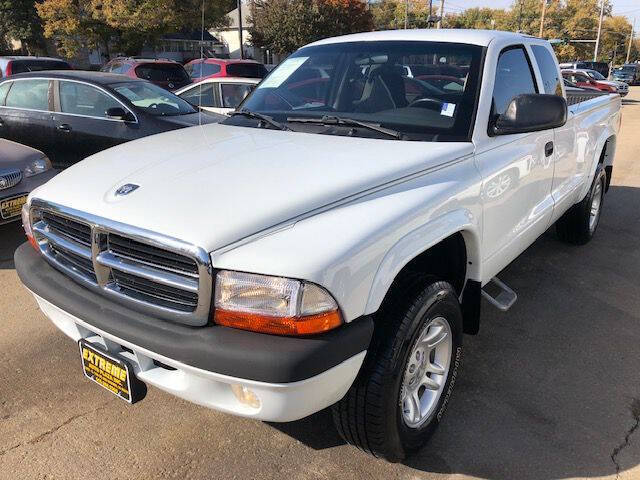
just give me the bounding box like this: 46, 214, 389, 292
15, 243, 373, 421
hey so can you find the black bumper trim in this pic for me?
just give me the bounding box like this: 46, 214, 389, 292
15, 242, 373, 383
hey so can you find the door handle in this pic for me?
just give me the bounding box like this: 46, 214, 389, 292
544, 141, 554, 157
57, 124, 71, 132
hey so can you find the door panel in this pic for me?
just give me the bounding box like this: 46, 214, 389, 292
52, 80, 136, 167
0, 79, 55, 159
477, 131, 555, 280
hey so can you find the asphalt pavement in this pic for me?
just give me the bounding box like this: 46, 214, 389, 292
1, 89, 640, 480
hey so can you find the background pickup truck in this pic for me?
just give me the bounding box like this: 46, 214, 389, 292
16, 29, 620, 462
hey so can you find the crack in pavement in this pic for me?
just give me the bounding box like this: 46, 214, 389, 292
611, 398, 640, 479
0, 399, 115, 457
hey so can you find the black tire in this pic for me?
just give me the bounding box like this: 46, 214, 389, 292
332, 277, 463, 461
556, 165, 606, 245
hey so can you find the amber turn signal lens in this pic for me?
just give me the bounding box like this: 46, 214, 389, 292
214, 309, 342, 336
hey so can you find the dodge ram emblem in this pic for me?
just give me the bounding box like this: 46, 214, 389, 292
115, 184, 139, 196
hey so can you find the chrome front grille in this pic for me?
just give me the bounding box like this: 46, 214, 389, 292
0, 170, 22, 191
30, 200, 212, 326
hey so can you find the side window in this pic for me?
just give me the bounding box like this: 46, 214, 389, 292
178, 83, 216, 107
59, 81, 121, 118
531, 45, 562, 96
111, 62, 127, 74
220, 83, 254, 108
189, 62, 203, 78
202, 64, 221, 77
492, 46, 537, 116
0, 81, 11, 105
5, 79, 50, 110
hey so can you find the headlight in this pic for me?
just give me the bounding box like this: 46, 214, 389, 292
24, 156, 52, 177
213, 270, 342, 336
21, 204, 39, 252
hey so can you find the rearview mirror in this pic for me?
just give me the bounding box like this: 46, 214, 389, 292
491, 94, 567, 136
106, 107, 134, 122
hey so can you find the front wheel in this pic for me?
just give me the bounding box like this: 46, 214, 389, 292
556, 165, 606, 245
332, 279, 463, 461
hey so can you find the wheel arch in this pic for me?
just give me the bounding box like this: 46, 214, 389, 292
365, 210, 482, 334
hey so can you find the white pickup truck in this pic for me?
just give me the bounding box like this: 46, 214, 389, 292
16, 30, 621, 461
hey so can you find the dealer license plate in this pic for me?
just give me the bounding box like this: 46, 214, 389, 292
79, 340, 145, 404
0, 194, 27, 220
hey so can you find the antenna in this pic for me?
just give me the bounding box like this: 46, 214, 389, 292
199, 0, 205, 127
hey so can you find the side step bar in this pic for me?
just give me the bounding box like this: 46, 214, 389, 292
481, 277, 517, 312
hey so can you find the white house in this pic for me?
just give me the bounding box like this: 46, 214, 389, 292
210, 4, 283, 65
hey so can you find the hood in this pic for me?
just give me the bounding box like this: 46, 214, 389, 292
32, 124, 474, 252
0, 139, 45, 170
597, 80, 623, 88
156, 111, 224, 127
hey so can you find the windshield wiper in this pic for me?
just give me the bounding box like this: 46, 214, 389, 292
287, 115, 405, 140
231, 109, 290, 131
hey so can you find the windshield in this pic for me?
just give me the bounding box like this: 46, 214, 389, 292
586, 70, 605, 80
616, 66, 636, 73
226, 41, 483, 141
111, 81, 197, 116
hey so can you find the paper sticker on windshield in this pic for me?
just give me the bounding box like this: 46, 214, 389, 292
441, 103, 456, 117
259, 57, 309, 89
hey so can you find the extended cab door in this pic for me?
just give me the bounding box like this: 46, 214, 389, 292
52, 80, 136, 167
475, 45, 555, 282
530, 44, 580, 222
0, 79, 55, 159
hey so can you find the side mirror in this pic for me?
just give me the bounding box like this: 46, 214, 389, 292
106, 107, 134, 122
492, 94, 567, 136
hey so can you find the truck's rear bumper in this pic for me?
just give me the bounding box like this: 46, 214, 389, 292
15, 243, 373, 421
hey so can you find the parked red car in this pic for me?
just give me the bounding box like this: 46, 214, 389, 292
0, 56, 71, 78
101, 57, 191, 91
184, 58, 268, 82
561, 70, 616, 93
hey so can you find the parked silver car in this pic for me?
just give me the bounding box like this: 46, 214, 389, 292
0, 139, 56, 224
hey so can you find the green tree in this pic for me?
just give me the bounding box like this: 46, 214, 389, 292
0, 0, 47, 54
37, 0, 233, 58
250, 0, 373, 55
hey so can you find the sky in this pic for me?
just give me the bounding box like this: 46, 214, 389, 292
442, 0, 640, 23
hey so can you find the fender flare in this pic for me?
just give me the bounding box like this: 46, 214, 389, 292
364, 208, 482, 315
577, 131, 616, 201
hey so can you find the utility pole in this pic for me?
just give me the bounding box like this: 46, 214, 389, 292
539, 0, 549, 38
437, 0, 445, 28
405, 0, 409, 29
428, 0, 433, 28
593, 0, 605, 62
518, 0, 523, 32
237, 0, 244, 59
626, 19, 635, 64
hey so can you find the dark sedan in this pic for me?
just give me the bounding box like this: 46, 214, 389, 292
0, 71, 223, 167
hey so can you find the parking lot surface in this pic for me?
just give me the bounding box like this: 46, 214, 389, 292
1, 89, 640, 480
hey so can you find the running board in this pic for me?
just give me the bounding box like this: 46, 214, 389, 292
481, 277, 517, 312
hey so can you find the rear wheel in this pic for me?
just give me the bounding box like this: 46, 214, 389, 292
332, 278, 463, 461
556, 165, 606, 245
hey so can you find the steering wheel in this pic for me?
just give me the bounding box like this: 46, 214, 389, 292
408, 97, 443, 109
